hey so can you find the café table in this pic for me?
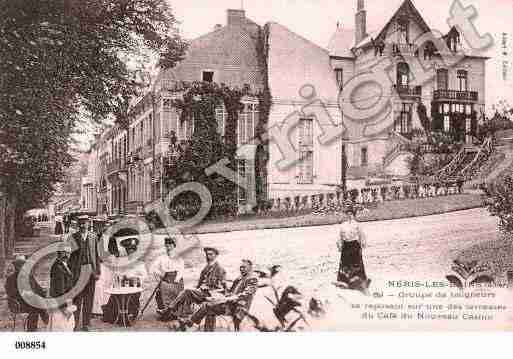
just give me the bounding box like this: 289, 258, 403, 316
105, 286, 144, 328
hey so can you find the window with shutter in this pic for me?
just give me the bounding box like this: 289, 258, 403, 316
237, 101, 259, 146
237, 159, 247, 204
444, 115, 451, 132
437, 69, 448, 90
215, 105, 226, 136
361, 147, 368, 167
298, 151, 313, 184
298, 118, 314, 184
457, 70, 468, 91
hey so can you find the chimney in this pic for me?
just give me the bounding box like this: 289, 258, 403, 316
355, 0, 367, 45
227, 9, 245, 26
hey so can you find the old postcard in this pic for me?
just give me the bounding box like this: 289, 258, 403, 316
1, 0, 513, 344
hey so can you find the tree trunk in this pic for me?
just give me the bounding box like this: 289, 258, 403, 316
0, 195, 6, 278
7, 197, 15, 256
0, 196, 16, 278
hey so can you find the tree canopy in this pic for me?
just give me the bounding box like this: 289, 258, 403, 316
0, 0, 187, 212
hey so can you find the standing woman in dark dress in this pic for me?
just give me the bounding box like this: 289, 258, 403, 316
336, 204, 370, 293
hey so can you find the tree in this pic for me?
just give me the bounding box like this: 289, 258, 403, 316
0, 0, 187, 270
485, 175, 513, 235
167, 82, 251, 218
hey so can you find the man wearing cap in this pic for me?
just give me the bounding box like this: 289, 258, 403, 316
149, 237, 185, 313
179, 259, 258, 331
161, 247, 225, 320
50, 243, 74, 299
69, 215, 100, 331
4, 255, 49, 331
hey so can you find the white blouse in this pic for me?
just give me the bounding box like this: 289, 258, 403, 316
149, 255, 185, 282
337, 220, 366, 251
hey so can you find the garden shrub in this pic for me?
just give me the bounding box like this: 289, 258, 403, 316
485, 175, 513, 234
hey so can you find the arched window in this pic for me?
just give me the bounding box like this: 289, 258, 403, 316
397, 62, 410, 88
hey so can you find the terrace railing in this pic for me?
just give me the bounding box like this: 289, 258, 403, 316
433, 89, 478, 102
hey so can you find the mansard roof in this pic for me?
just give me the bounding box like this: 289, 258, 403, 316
157, 14, 265, 92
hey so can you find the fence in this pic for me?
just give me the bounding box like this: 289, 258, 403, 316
164, 180, 467, 221
259, 181, 465, 216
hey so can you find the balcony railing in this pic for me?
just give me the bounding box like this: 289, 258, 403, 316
433, 89, 478, 102
386, 43, 419, 57
106, 159, 127, 175
395, 85, 422, 98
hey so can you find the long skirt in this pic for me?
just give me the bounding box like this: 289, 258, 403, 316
102, 293, 141, 326
92, 263, 113, 315
54, 221, 63, 235
47, 310, 75, 332
337, 240, 369, 289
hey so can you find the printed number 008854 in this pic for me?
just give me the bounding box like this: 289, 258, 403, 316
14, 341, 46, 350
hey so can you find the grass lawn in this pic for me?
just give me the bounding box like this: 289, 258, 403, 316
456, 233, 513, 284
172, 193, 485, 235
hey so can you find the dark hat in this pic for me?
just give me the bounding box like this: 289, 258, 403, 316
114, 228, 139, 237
13, 255, 27, 272
119, 237, 139, 249
77, 215, 90, 222
164, 237, 177, 247
203, 247, 219, 255
343, 201, 356, 215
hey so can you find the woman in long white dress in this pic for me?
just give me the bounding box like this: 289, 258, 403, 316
92, 231, 116, 316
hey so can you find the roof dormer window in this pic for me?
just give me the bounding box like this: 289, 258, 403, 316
335, 68, 344, 89
202, 70, 214, 83
397, 17, 409, 44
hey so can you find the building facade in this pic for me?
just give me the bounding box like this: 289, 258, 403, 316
82, 1, 489, 215
327, 0, 488, 184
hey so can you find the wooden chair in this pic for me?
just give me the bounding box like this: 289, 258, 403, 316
2, 297, 29, 331
203, 305, 246, 332
201, 291, 258, 332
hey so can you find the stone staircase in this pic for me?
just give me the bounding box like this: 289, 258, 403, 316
470, 132, 513, 185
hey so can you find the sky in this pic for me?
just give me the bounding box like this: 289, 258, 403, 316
169, 0, 513, 111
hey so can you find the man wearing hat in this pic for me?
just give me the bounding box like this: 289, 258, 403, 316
4, 255, 49, 331
179, 259, 258, 331
149, 237, 185, 313
50, 243, 74, 299
161, 246, 226, 320
69, 214, 100, 331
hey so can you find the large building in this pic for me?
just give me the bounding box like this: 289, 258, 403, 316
82, 0, 489, 215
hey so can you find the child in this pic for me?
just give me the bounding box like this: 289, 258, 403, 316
47, 299, 77, 331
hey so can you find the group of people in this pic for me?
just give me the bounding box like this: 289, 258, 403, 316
152, 243, 258, 331
54, 212, 74, 236
5, 201, 371, 332
4, 214, 101, 331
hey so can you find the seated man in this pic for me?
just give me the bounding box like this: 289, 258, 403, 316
149, 237, 185, 314
4, 255, 49, 331
161, 247, 225, 320
179, 259, 258, 331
